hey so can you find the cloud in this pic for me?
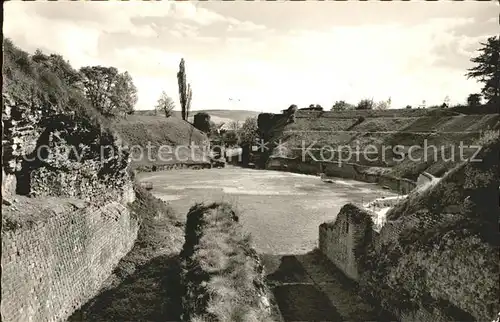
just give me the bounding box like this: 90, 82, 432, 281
170, 3, 229, 26
228, 20, 267, 32
169, 22, 200, 38
4, 2, 494, 112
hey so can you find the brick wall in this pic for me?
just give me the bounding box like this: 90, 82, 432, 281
1, 200, 139, 322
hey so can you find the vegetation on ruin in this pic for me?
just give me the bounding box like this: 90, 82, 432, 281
358, 134, 500, 321
3, 39, 103, 126
180, 202, 273, 322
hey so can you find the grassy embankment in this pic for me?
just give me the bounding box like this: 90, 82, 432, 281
359, 133, 500, 321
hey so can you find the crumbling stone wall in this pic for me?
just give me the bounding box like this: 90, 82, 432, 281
319, 204, 374, 281
2, 93, 131, 202
1, 199, 139, 322
2, 93, 50, 202
319, 204, 498, 321
2, 60, 138, 321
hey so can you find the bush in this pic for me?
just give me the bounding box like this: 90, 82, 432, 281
3, 38, 108, 127
374, 101, 389, 110
467, 93, 482, 107
331, 100, 355, 111
193, 112, 211, 133
356, 98, 374, 110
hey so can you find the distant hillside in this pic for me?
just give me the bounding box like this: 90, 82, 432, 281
135, 109, 260, 126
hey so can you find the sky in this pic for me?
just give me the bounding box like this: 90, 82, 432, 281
4, 1, 499, 113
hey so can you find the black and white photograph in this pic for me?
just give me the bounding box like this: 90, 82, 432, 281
1, 1, 499, 321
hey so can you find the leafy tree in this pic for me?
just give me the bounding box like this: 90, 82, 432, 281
374, 100, 389, 110
443, 95, 450, 108
237, 116, 258, 145
111, 71, 137, 116
80, 66, 118, 115
356, 98, 374, 110
155, 91, 175, 117
210, 122, 226, 137
44, 54, 83, 89
331, 100, 355, 111
406, 105, 412, 109
228, 120, 240, 131
467, 93, 482, 107
80, 66, 138, 116
222, 130, 238, 146
177, 58, 192, 121
466, 36, 500, 103
193, 112, 211, 133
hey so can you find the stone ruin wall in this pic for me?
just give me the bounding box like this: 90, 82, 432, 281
1, 91, 140, 321
318, 203, 373, 281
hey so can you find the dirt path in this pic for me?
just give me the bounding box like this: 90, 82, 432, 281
69, 255, 182, 322
263, 250, 395, 322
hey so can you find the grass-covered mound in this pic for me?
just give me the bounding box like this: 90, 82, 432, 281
112, 115, 210, 170
180, 202, 273, 322
360, 134, 500, 321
